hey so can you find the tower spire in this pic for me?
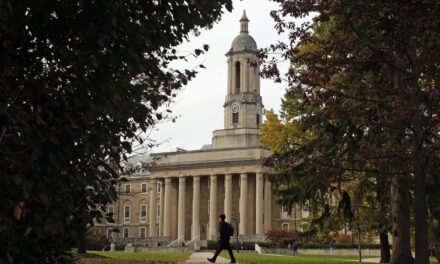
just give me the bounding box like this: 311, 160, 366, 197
240, 10, 249, 33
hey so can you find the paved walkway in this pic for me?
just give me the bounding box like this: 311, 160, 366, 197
330, 257, 381, 263
184, 252, 230, 263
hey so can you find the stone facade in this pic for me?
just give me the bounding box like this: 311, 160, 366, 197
92, 11, 307, 244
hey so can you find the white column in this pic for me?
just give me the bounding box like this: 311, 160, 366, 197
159, 181, 165, 236
239, 173, 248, 235
256, 172, 264, 234
209, 175, 218, 240
177, 177, 186, 241
163, 178, 172, 237
256, 62, 260, 94
264, 176, 272, 231
224, 174, 233, 222
242, 57, 247, 92
249, 63, 255, 92
232, 61, 237, 93
227, 59, 232, 94
192, 176, 200, 240
149, 179, 157, 237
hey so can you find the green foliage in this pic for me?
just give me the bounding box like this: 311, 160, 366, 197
0, 1, 232, 263
262, 1, 440, 263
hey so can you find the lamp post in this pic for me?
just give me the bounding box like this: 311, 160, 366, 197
230, 217, 239, 252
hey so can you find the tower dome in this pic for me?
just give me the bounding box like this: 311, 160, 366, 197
230, 10, 257, 52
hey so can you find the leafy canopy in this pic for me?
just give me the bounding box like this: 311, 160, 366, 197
0, 1, 232, 263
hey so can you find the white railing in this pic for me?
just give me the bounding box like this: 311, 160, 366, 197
167, 235, 184, 247
255, 243, 262, 254
185, 235, 200, 247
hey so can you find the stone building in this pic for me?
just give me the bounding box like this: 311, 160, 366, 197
93, 11, 305, 244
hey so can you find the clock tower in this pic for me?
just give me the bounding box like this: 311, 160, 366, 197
212, 11, 263, 149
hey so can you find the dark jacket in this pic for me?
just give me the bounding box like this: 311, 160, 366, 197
219, 221, 230, 241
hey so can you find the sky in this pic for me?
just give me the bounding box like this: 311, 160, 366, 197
149, 0, 291, 153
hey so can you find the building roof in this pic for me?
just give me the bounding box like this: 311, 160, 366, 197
230, 10, 257, 52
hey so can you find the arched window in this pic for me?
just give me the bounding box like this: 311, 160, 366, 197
282, 223, 289, 231
235, 61, 241, 93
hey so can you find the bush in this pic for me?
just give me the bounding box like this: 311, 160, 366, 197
265, 229, 297, 248
84, 234, 111, 251
298, 242, 382, 249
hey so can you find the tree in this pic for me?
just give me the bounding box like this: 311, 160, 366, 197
0, 1, 232, 263
262, 1, 440, 263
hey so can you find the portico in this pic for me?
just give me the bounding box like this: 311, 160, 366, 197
148, 147, 274, 241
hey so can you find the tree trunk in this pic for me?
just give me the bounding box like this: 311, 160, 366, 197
358, 223, 362, 263
406, 46, 429, 264
413, 145, 429, 264
379, 231, 391, 263
435, 239, 440, 263
390, 173, 414, 264
376, 171, 391, 264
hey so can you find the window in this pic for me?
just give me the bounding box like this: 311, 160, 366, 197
156, 227, 160, 237
141, 183, 147, 193
123, 228, 129, 238
282, 205, 289, 213
235, 61, 241, 93
124, 206, 130, 222
140, 205, 147, 220
256, 114, 260, 127
232, 112, 239, 124
124, 184, 131, 194
157, 182, 161, 193
107, 228, 112, 239
107, 206, 114, 222
282, 223, 289, 231
157, 204, 160, 218
140, 227, 146, 238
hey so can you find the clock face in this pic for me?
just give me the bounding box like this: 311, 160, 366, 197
231, 102, 240, 113
256, 104, 262, 115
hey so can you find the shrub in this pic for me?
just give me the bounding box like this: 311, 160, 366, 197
265, 229, 297, 248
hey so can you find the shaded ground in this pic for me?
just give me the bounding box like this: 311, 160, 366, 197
77, 251, 191, 264
220, 252, 439, 264
185, 252, 229, 263
77, 250, 439, 264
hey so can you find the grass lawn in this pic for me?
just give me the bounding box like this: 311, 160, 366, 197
77, 251, 191, 264
219, 252, 376, 264
220, 252, 439, 264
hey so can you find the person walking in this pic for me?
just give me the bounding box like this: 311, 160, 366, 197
329, 239, 335, 255
292, 239, 299, 256
207, 214, 236, 263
